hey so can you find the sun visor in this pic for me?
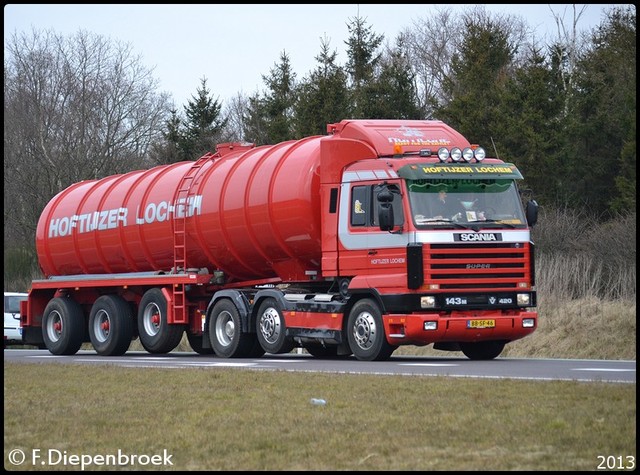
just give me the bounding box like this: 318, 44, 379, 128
397, 163, 523, 180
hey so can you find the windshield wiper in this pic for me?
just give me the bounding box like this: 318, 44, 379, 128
479, 219, 518, 229
419, 218, 474, 230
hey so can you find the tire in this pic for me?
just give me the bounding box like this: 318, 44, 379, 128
303, 343, 352, 359
256, 298, 295, 354
208, 299, 257, 358
137, 288, 184, 354
186, 331, 214, 355
347, 298, 396, 361
247, 339, 266, 358
89, 295, 133, 356
42, 297, 85, 355
460, 341, 505, 360
303, 343, 339, 358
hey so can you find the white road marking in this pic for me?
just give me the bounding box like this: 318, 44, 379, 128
572, 368, 635, 372
398, 363, 459, 367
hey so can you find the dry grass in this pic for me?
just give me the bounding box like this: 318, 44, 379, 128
503, 296, 636, 360
3, 363, 636, 471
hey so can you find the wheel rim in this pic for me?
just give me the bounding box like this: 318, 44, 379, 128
352, 311, 376, 350
46, 310, 63, 343
92, 309, 111, 343
259, 306, 282, 345
215, 310, 234, 347
142, 303, 161, 337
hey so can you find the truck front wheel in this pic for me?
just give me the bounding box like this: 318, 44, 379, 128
256, 298, 294, 354
89, 295, 133, 356
137, 288, 184, 354
459, 340, 505, 360
42, 297, 84, 355
347, 298, 396, 361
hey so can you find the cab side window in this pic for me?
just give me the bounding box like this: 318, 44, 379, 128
350, 183, 404, 228
350, 186, 369, 226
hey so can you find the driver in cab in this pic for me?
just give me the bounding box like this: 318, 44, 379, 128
415, 189, 462, 224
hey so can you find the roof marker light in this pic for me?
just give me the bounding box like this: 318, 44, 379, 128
462, 147, 474, 162
437, 147, 449, 162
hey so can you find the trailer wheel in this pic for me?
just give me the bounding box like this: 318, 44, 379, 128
186, 332, 214, 355
208, 299, 257, 358
137, 288, 184, 354
459, 341, 505, 360
256, 298, 295, 354
89, 295, 133, 356
42, 297, 85, 355
347, 298, 396, 361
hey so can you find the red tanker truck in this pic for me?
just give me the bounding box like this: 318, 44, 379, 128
20, 119, 539, 361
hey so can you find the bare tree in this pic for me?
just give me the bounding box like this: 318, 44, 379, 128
402, 5, 530, 118
4, 28, 171, 257
401, 6, 459, 118
223, 92, 251, 142
548, 3, 590, 115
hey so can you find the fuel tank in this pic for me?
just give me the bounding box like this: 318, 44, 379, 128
36, 136, 323, 282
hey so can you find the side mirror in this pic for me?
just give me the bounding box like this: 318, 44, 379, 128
526, 200, 538, 227
377, 189, 393, 203
378, 202, 394, 231
377, 188, 394, 231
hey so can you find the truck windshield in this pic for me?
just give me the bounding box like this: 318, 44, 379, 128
407, 178, 527, 228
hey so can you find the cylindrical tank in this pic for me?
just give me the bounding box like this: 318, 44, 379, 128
36, 136, 323, 282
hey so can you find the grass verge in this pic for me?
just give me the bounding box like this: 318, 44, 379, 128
4, 362, 636, 471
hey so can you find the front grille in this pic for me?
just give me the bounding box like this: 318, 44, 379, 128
425, 242, 533, 291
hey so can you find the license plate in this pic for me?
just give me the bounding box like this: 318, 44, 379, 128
467, 319, 495, 329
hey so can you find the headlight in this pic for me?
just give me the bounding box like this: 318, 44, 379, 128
437, 147, 449, 162
450, 147, 462, 162
474, 147, 486, 161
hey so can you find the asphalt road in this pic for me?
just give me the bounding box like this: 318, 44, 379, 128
4, 349, 635, 384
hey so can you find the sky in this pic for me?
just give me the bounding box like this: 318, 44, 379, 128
3, 4, 626, 108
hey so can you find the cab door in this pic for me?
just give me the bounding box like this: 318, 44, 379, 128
337, 181, 406, 278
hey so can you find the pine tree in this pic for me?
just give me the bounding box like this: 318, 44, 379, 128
362, 35, 422, 120
294, 36, 351, 137
344, 14, 384, 118
436, 14, 514, 145
182, 77, 227, 159
243, 51, 297, 144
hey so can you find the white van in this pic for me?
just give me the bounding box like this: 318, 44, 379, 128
4, 292, 27, 347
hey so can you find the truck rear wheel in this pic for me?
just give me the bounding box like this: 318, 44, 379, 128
137, 288, 184, 354
42, 297, 84, 355
208, 299, 257, 358
460, 340, 505, 360
89, 295, 133, 356
256, 298, 294, 354
347, 298, 396, 361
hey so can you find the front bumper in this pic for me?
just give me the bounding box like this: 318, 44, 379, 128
383, 309, 537, 345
